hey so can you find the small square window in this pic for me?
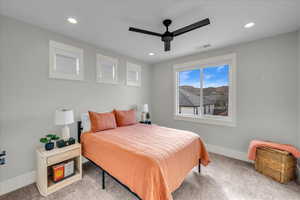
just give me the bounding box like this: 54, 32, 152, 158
49, 41, 84, 81
126, 62, 141, 87
96, 54, 118, 84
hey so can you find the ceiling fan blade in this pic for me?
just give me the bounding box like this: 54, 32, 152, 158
164, 41, 171, 51
172, 18, 210, 37
129, 27, 162, 37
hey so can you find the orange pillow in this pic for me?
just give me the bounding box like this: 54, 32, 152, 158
88, 111, 117, 132
114, 109, 137, 127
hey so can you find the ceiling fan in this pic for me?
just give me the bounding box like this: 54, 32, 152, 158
129, 18, 210, 51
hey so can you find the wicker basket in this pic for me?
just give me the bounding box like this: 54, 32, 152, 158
255, 147, 296, 183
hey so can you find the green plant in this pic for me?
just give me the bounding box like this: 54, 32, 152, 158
40, 134, 60, 144
46, 134, 60, 140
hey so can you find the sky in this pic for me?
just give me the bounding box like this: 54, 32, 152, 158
179, 65, 229, 88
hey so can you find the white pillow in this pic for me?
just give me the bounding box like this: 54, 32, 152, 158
81, 113, 91, 132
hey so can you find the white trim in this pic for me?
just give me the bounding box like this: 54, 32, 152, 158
173, 53, 237, 69
0, 171, 36, 196
173, 53, 237, 127
206, 144, 251, 162
96, 53, 119, 84
49, 40, 84, 81
174, 115, 236, 127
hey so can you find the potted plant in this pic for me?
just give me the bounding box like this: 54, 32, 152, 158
40, 134, 60, 151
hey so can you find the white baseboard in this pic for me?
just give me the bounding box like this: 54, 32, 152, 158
0, 144, 249, 196
0, 171, 36, 196
206, 144, 251, 162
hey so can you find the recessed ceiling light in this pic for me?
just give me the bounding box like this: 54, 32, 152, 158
244, 22, 255, 29
148, 52, 155, 56
67, 17, 78, 24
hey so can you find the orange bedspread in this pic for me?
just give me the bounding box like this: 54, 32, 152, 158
81, 124, 210, 200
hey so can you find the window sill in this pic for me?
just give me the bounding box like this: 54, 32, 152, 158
96, 80, 119, 85
174, 115, 236, 127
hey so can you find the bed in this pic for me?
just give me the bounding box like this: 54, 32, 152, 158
78, 122, 210, 200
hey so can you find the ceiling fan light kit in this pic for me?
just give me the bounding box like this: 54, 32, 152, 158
129, 18, 210, 52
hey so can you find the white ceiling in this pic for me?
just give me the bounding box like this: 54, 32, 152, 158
0, 0, 300, 64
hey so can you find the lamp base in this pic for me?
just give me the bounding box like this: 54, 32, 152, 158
141, 112, 146, 122
61, 126, 70, 140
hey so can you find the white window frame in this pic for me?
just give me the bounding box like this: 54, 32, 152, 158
173, 53, 237, 127
126, 62, 141, 87
49, 40, 84, 81
96, 54, 118, 84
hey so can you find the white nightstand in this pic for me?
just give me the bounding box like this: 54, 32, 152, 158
36, 143, 82, 196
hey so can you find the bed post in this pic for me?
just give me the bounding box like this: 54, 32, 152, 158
198, 159, 201, 173
77, 121, 82, 143
102, 170, 105, 189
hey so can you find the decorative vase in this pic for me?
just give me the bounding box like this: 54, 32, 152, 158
141, 112, 146, 122
45, 142, 54, 151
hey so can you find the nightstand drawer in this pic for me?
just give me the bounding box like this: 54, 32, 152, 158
47, 148, 80, 166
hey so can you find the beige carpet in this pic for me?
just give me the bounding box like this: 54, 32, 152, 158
1, 153, 300, 200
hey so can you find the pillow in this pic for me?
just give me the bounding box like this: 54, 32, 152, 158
88, 111, 117, 132
114, 109, 137, 127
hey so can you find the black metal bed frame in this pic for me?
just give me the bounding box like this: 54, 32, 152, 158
77, 121, 201, 200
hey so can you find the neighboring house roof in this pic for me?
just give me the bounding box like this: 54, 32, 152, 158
203, 95, 218, 105
179, 87, 227, 107
179, 88, 200, 107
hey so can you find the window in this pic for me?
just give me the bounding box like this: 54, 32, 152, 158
174, 54, 236, 126
96, 54, 118, 84
49, 40, 84, 81
126, 62, 141, 87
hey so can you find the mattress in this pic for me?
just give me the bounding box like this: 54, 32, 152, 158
81, 124, 210, 200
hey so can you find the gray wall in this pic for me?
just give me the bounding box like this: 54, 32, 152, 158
0, 15, 152, 181
152, 32, 299, 154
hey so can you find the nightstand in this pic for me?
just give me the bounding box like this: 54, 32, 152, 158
36, 143, 82, 196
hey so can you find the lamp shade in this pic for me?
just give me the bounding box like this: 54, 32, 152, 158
142, 104, 149, 113
55, 109, 74, 125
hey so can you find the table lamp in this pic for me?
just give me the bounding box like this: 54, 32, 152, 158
55, 108, 74, 140
141, 104, 149, 122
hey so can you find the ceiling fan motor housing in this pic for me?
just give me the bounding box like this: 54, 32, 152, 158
161, 32, 173, 42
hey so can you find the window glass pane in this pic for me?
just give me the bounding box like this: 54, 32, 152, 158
178, 69, 201, 116
101, 63, 114, 80
55, 54, 78, 75
203, 65, 229, 116
128, 71, 137, 81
